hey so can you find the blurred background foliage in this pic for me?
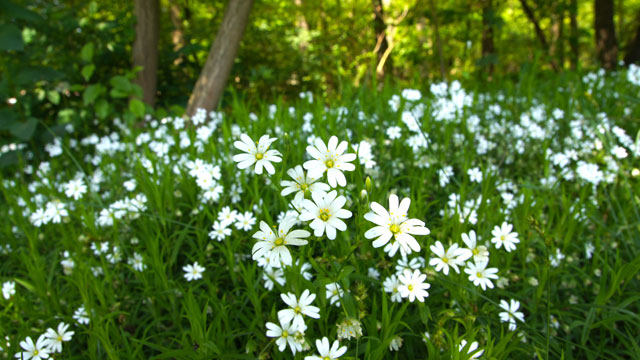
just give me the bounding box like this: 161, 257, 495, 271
1, 0, 640, 156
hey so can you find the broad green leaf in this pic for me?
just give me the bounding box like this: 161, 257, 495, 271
0, 108, 18, 130
47, 90, 60, 105
110, 75, 132, 93
81, 42, 94, 63
9, 117, 37, 140
129, 98, 146, 118
0, 24, 24, 51
83, 84, 104, 105
81, 64, 95, 82
95, 99, 109, 119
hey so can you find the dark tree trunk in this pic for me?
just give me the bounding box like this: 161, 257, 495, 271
594, 0, 618, 70
169, 0, 186, 65
132, 0, 159, 108
372, 0, 392, 77
550, 1, 564, 69
624, 12, 640, 64
519, 0, 559, 71
569, 0, 579, 69
186, 0, 254, 116
481, 0, 496, 76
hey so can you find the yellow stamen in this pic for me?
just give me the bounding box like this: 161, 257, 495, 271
408, 284, 414, 291
274, 237, 284, 246
255, 153, 264, 160
325, 160, 334, 168
389, 224, 400, 234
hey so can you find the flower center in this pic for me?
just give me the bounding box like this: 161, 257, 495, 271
472, 248, 479, 255
407, 284, 414, 291
442, 257, 449, 263
57, 335, 63, 342
323, 357, 331, 360
476, 272, 483, 278
319, 209, 330, 221
255, 152, 264, 160
389, 224, 401, 234
294, 306, 301, 314
325, 159, 334, 168
282, 331, 289, 338
34, 350, 39, 356
500, 235, 505, 241
300, 183, 308, 191
274, 237, 284, 246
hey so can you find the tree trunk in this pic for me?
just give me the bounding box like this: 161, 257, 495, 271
550, 1, 564, 69
569, 0, 579, 69
295, 0, 310, 51
519, 0, 559, 71
372, 0, 392, 77
169, 0, 186, 65
186, 0, 254, 116
594, 0, 618, 70
481, 0, 496, 76
429, 0, 446, 79
624, 12, 640, 64
132, 0, 159, 108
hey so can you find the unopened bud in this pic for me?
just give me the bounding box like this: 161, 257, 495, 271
365, 176, 372, 192
360, 189, 368, 201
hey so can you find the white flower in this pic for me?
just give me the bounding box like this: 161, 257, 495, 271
2, 281, 15, 299
183, 262, 205, 281
490, 222, 520, 252
383, 274, 403, 302
277, 289, 320, 330
325, 282, 344, 306
262, 267, 286, 290
429, 241, 466, 275
73, 306, 90, 324
128, 252, 146, 272
303, 136, 356, 187
397, 269, 430, 302
64, 179, 87, 200
459, 340, 484, 359
364, 194, 430, 257
467, 167, 483, 183
30, 208, 48, 227
336, 318, 363, 340
389, 335, 403, 351
299, 190, 352, 240
42, 322, 74, 353
464, 259, 499, 291
252, 219, 310, 267
208, 221, 231, 241
499, 299, 525, 331
304, 337, 347, 360
386, 126, 402, 140
280, 165, 330, 206
265, 319, 302, 354
232, 134, 282, 175
234, 211, 256, 231
15, 335, 50, 360
458, 230, 489, 262
217, 206, 238, 226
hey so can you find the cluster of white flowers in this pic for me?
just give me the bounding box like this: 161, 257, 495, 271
15, 322, 74, 359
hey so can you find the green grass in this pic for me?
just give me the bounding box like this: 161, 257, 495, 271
1, 69, 640, 359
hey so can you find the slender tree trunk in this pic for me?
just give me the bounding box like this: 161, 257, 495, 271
481, 0, 496, 76
550, 1, 564, 69
295, 0, 310, 51
569, 0, 579, 69
519, 0, 559, 71
594, 0, 618, 70
624, 12, 640, 64
169, 0, 186, 65
132, 0, 159, 108
372, 0, 392, 77
186, 0, 254, 116
429, 0, 446, 79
